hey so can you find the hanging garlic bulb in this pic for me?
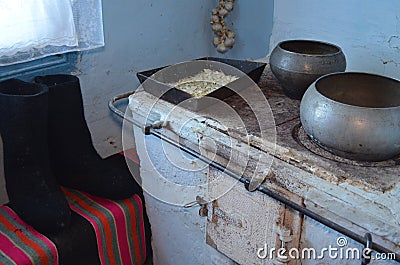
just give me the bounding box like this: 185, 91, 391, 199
224, 37, 235, 48
226, 30, 235, 39
214, 37, 222, 46
211, 15, 219, 23
212, 23, 223, 32
217, 43, 228, 53
225, 2, 233, 11
210, 0, 235, 53
218, 8, 228, 17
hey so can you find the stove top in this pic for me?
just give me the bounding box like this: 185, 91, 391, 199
295, 124, 400, 168
128, 63, 400, 250
219, 65, 400, 194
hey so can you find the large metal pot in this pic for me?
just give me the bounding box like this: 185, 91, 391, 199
269, 40, 346, 100
300, 72, 400, 161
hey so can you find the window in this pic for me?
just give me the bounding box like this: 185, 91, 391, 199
0, 0, 104, 67
0, 53, 78, 82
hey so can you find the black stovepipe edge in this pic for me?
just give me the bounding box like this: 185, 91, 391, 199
109, 92, 400, 263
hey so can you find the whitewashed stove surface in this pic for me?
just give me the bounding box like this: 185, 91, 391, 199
129, 65, 399, 265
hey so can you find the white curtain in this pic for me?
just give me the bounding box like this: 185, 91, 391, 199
0, 0, 104, 66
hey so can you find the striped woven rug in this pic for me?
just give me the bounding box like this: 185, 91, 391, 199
120, 149, 140, 165
62, 188, 146, 265
0, 148, 145, 265
0, 206, 58, 265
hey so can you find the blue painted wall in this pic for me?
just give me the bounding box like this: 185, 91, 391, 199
212, 0, 274, 60
0, 0, 275, 203
270, 0, 400, 79
77, 0, 274, 156
77, 0, 215, 156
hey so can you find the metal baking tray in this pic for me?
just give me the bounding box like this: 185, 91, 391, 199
136, 57, 266, 111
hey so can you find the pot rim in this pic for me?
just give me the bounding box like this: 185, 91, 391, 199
277, 39, 344, 57
311, 71, 400, 110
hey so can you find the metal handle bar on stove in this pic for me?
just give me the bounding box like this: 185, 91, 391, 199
109, 92, 400, 263
108, 91, 164, 132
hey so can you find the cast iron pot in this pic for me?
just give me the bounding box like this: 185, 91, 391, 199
269, 40, 346, 100
300, 72, 400, 161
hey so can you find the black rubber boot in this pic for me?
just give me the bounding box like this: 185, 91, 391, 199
34, 75, 140, 199
0, 79, 71, 234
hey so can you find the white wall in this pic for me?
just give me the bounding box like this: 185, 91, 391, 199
269, 0, 400, 79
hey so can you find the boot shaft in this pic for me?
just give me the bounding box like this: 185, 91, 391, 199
35, 74, 93, 158
34, 75, 140, 200
34, 75, 84, 121
0, 78, 71, 233
0, 78, 49, 127
0, 79, 50, 170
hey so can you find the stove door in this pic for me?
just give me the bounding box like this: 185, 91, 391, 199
206, 168, 302, 265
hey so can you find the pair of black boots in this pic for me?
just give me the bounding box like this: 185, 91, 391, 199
0, 75, 139, 234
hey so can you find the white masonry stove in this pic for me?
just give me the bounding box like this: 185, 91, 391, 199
117, 63, 400, 265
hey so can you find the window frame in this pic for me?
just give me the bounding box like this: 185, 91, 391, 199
0, 52, 78, 82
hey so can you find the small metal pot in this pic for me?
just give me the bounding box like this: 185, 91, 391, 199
300, 72, 400, 161
269, 40, 346, 100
